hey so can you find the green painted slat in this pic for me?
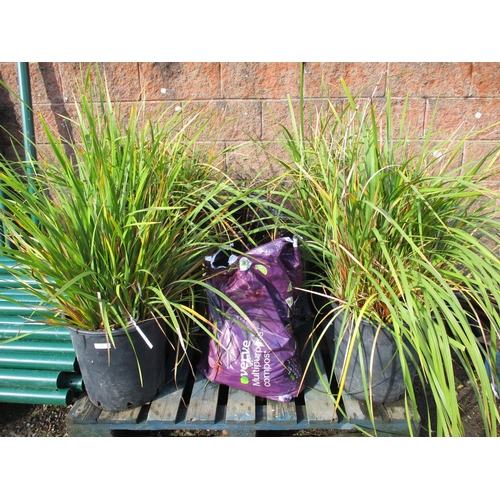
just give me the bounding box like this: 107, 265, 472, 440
0, 368, 82, 390
57, 371, 83, 390
0, 327, 70, 342
0, 367, 62, 389
0, 302, 44, 314
0, 277, 39, 288
0, 289, 47, 300
0, 257, 20, 269
0, 261, 80, 406
0, 387, 74, 405
0, 317, 67, 328
0, 340, 75, 353
0, 350, 78, 371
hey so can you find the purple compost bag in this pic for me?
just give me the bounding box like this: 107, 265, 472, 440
198, 236, 303, 402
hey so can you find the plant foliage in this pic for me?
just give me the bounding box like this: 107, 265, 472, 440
0, 66, 262, 354
270, 67, 500, 436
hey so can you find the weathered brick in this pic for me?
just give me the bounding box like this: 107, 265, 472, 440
137, 100, 189, 133
29, 63, 65, 104
1, 63, 66, 147
262, 96, 426, 142
304, 62, 387, 98
262, 98, 348, 142
201, 99, 262, 142
369, 96, 426, 138
32, 103, 77, 145
426, 98, 500, 140
225, 140, 286, 181
261, 99, 298, 142
0, 62, 19, 105
388, 62, 472, 98
139, 62, 220, 101
0, 143, 24, 163
35, 99, 180, 146
0, 62, 61, 105
0, 101, 76, 159
471, 63, 500, 97
221, 62, 300, 99
0, 103, 22, 145
409, 139, 465, 173
144, 99, 260, 143
3, 61, 500, 187
463, 141, 500, 179
58, 62, 141, 102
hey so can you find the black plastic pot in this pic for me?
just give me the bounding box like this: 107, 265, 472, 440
452, 290, 494, 338
69, 318, 167, 411
330, 309, 417, 403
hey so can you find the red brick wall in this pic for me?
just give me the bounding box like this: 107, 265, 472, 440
1, 62, 500, 179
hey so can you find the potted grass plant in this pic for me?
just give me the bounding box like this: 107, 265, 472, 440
269, 66, 500, 436
0, 66, 253, 411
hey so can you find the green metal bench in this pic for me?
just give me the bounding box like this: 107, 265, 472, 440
0, 258, 82, 405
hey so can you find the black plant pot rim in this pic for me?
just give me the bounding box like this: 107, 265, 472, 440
67, 317, 160, 335
325, 302, 400, 332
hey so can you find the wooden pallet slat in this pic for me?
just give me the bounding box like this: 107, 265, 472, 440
225, 386, 255, 425
148, 359, 190, 424
98, 406, 142, 425
68, 394, 102, 423
66, 395, 108, 436
184, 371, 220, 425
342, 392, 388, 422
382, 399, 420, 436
301, 341, 338, 425
340, 392, 417, 435
266, 400, 297, 427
